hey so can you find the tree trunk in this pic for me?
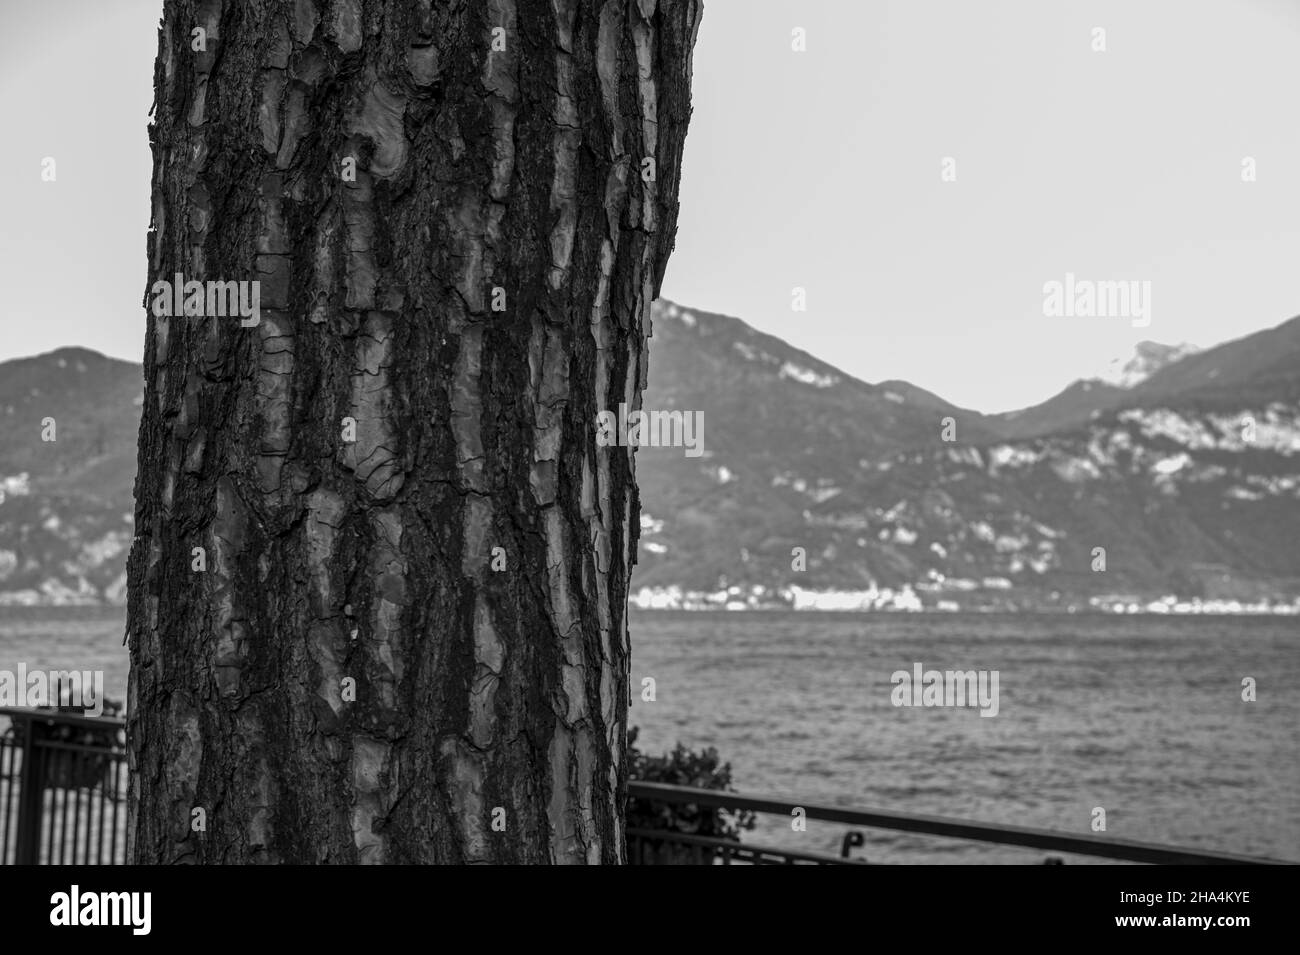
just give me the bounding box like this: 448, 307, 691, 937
127, 0, 700, 864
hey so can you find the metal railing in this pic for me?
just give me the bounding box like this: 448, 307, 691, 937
0, 708, 1286, 866
626, 781, 1289, 865
0, 707, 128, 865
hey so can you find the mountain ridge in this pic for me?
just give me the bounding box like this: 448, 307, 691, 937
634, 301, 1300, 611
2, 306, 1299, 611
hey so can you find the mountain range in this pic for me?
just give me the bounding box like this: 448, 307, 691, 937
2, 303, 1299, 612
632, 301, 1300, 612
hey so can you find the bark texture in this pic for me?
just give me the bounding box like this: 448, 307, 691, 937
128, 0, 700, 864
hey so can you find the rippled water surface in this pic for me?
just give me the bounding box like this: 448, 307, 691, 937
629, 610, 1300, 863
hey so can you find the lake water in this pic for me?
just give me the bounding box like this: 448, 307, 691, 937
629, 610, 1300, 863
2, 607, 1296, 863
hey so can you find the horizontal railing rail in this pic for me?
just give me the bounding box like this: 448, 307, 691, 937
0, 708, 127, 733
627, 827, 865, 865
627, 781, 1290, 865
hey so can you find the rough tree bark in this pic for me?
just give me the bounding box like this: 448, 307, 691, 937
127, 0, 700, 864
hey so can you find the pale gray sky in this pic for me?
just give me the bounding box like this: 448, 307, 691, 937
2, 0, 1298, 411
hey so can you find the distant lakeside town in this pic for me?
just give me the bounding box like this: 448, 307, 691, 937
629, 584, 1300, 615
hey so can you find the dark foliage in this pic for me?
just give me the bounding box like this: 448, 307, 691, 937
626, 726, 756, 840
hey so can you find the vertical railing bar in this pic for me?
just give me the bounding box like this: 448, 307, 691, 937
44, 778, 56, 865
71, 760, 83, 865
15, 717, 43, 865
86, 781, 95, 865
41, 754, 51, 865
96, 752, 109, 864
77, 780, 87, 866
109, 755, 122, 864
81, 775, 93, 866
4, 738, 14, 864
51, 752, 61, 865
1, 737, 13, 864
85, 769, 96, 865
57, 749, 70, 865
56, 752, 68, 865
40, 751, 49, 865
79, 772, 89, 866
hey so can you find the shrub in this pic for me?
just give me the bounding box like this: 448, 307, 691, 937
626, 725, 756, 841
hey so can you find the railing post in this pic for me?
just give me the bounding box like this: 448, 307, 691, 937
841, 830, 866, 861
14, 716, 46, 865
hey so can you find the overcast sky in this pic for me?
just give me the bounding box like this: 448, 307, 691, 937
2, 0, 1298, 411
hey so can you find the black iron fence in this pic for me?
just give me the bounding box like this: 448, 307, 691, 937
625, 781, 1288, 865
0, 707, 128, 865
0, 708, 1285, 865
